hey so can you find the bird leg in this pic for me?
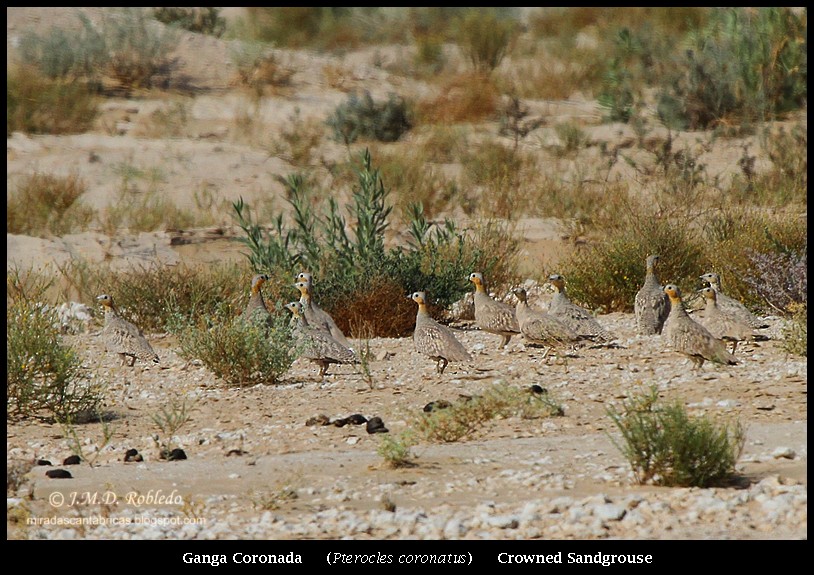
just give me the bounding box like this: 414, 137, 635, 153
499, 334, 511, 349
436, 358, 448, 375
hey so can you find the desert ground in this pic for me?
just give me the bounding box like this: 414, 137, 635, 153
6, 8, 806, 542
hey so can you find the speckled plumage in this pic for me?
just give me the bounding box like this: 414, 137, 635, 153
241, 273, 272, 326
468, 272, 520, 349
694, 287, 756, 354
285, 301, 356, 377
96, 294, 159, 367
512, 287, 579, 357
411, 291, 472, 374
661, 284, 738, 369
547, 274, 616, 343
698, 272, 766, 329
635, 254, 670, 335
295, 273, 351, 348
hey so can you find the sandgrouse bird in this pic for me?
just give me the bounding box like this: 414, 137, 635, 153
511, 287, 580, 360
411, 291, 472, 375
661, 284, 738, 370
285, 301, 356, 377
547, 274, 616, 343
96, 294, 159, 367
295, 272, 352, 348
241, 273, 272, 326
694, 286, 757, 354
468, 272, 520, 349
634, 254, 670, 335
698, 272, 767, 329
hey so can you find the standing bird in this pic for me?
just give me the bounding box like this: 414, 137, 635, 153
661, 284, 738, 370
285, 301, 356, 377
411, 291, 472, 375
511, 287, 580, 360
96, 294, 160, 367
547, 274, 616, 343
694, 287, 757, 354
634, 254, 670, 335
468, 272, 520, 349
241, 273, 272, 326
294, 273, 352, 348
698, 272, 767, 329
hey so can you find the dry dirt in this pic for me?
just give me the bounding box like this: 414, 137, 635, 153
6, 8, 807, 542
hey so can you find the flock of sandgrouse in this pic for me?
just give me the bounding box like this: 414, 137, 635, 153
95, 256, 769, 377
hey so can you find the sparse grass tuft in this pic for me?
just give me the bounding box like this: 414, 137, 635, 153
607, 385, 745, 487
7, 269, 102, 423
167, 302, 296, 387
412, 384, 564, 443
377, 432, 418, 468
7, 171, 95, 237
782, 303, 807, 357
326, 90, 412, 145
7, 67, 98, 135
416, 73, 499, 125
151, 395, 195, 458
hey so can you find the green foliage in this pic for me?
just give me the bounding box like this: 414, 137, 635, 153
377, 432, 418, 468
6, 270, 102, 422
782, 304, 807, 357
152, 7, 226, 37
7, 68, 98, 135
235, 149, 514, 337
607, 386, 745, 487
16, 12, 107, 82
7, 171, 95, 237
16, 9, 179, 90
412, 384, 564, 443
326, 90, 412, 144
56, 261, 251, 334
558, 205, 705, 312
458, 9, 516, 73
657, 8, 807, 130
168, 302, 296, 387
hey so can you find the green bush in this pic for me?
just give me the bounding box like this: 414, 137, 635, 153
152, 7, 226, 37
16, 9, 179, 90
558, 205, 705, 312
607, 386, 745, 487
7, 68, 98, 135
168, 302, 296, 387
457, 9, 517, 73
56, 260, 253, 334
234, 149, 516, 337
16, 12, 107, 82
326, 90, 412, 144
657, 8, 807, 130
7, 271, 102, 422
7, 171, 95, 237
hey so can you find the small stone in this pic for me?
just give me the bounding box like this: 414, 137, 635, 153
771, 447, 795, 460
36, 459, 52, 466
366, 417, 388, 434
46, 469, 72, 479
62, 455, 81, 466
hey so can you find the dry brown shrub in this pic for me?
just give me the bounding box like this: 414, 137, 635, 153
416, 73, 499, 125
330, 275, 418, 339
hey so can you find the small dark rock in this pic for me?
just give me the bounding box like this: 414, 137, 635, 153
167, 448, 187, 461
333, 418, 349, 428
124, 449, 142, 462
62, 455, 81, 465
226, 449, 245, 457
347, 414, 368, 425
366, 417, 389, 434
46, 469, 73, 479
529, 385, 547, 395
36, 459, 53, 466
